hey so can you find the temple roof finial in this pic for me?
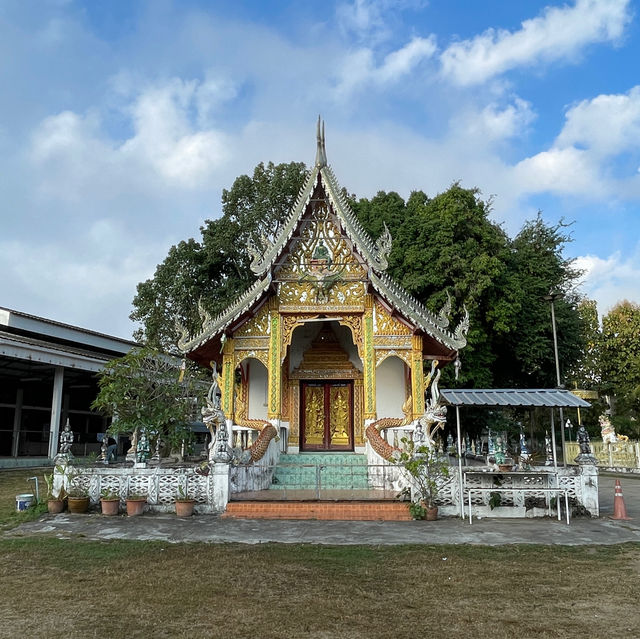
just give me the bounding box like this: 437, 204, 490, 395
315, 115, 327, 168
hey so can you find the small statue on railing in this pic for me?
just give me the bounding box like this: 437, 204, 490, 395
413, 422, 426, 446
212, 422, 233, 464
575, 425, 598, 465
464, 434, 472, 455
136, 431, 150, 464
519, 431, 531, 469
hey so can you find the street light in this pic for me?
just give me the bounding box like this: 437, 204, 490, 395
544, 291, 566, 467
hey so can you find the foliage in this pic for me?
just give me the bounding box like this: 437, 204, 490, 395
489, 491, 502, 510
131, 161, 308, 349
100, 489, 119, 500
408, 501, 427, 520
91, 346, 207, 450
600, 300, 640, 425
397, 438, 450, 508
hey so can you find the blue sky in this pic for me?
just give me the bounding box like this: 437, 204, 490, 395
1, 0, 639, 339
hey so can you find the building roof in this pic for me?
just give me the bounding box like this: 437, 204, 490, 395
439, 388, 591, 408
178, 120, 469, 356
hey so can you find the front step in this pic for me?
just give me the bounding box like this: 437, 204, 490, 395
223, 501, 412, 521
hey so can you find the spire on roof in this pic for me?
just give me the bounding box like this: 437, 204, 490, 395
315, 115, 327, 168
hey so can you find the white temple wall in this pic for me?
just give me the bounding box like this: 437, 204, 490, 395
247, 359, 268, 421
375, 356, 406, 419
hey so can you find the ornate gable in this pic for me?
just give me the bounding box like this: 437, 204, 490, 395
179, 119, 469, 362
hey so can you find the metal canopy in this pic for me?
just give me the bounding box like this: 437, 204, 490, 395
440, 388, 590, 409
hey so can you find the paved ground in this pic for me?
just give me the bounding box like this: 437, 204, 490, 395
5, 474, 640, 547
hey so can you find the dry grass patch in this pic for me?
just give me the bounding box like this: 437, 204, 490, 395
0, 538, 639, 639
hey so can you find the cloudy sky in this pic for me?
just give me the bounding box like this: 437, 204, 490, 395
1, 0, 639, 339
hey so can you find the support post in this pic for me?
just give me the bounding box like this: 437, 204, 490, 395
550, 408, 558, 472
363, 295, 376, 420
11, 388, 23, 458
48, 367, 64, 459
456, 406, 464, 519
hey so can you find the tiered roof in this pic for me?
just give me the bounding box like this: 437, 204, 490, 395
179, 119, 468, 357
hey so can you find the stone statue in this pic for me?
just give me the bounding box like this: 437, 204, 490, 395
577, 425, 591, 455
202, 362, 226, 463
495, 437, 506, 465
446, 433, 455, 455
213, 422, 233, 464
465, 434, 472, 455
413, 423, 426, 446
487, 428, 495, 455
544, 430, 553, 466
136, 431, 150, 464
58, 419, 74, 455
519, 431, 530, 456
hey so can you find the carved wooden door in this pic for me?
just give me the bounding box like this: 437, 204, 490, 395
301, 381, 353, 451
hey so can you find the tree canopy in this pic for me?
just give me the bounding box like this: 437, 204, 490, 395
130, 161, 601, 435
131, 161, 307, 348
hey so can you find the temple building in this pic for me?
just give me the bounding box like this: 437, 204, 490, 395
178, 120, 469, 457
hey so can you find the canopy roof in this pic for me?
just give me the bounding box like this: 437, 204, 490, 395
440, 388, 590, 408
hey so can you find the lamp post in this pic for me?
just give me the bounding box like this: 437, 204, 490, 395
544, 291, 566, 467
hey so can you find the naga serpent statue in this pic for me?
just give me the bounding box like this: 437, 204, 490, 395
366, 360, 448, 461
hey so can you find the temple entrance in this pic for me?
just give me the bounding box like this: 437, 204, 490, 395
301, 381, 353, 451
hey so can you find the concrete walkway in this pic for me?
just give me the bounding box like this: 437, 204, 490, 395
5, 474, 640, 547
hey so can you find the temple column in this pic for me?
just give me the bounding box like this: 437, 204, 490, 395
267, 301, 282, 420
221, 338, 235, 421
411, 335, 425, 420
363, 295, 376, 420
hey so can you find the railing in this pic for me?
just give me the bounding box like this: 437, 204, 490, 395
565, 441, 640, 469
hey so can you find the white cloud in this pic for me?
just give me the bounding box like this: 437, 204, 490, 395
440, 0, 631, 86
453, 98, 536, 142
576, 250, 640, 315
333, 36, 437, 98
336, 0, 428, 43
557, 85, 640, 156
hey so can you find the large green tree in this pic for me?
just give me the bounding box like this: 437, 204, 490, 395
131, 161, 307, 349
600, 301, 640, 432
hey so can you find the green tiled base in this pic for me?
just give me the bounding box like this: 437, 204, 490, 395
272, 453, 369, 490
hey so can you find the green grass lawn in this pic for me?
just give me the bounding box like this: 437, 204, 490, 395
2, 469, 640, 639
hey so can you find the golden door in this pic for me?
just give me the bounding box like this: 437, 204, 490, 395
301, 381, 353, 451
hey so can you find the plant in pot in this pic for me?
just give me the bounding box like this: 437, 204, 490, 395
174, 485, 196, 517
100, 489, 121, 516
44, 471, 66, 514
66, 481, 90, 514
397, 437, 450, 520
125, 491, 147, 516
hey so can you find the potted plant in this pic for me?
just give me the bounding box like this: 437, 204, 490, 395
174, 485, 196, 517
398, 438, 450, 520
44, 472, 65, 514
100, 489, 121, 516
67, 484, 90, 514
125, 492, 147, 516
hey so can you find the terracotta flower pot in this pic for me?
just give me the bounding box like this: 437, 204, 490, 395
175, 499, 196, 517
126, 498, 146, 517
48, 499, 64, 514
425, 505, 438, 521
100, 498, 120, 516
67, 496, 90, 514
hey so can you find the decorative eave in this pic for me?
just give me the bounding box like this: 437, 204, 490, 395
177, 274, 272, 354
369, 270, 469, 351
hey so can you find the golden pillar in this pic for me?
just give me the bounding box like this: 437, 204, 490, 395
221, 337, 235, 420
267, 301, 282, 419
363, 295, 376, 419
411, 335, 425, 419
